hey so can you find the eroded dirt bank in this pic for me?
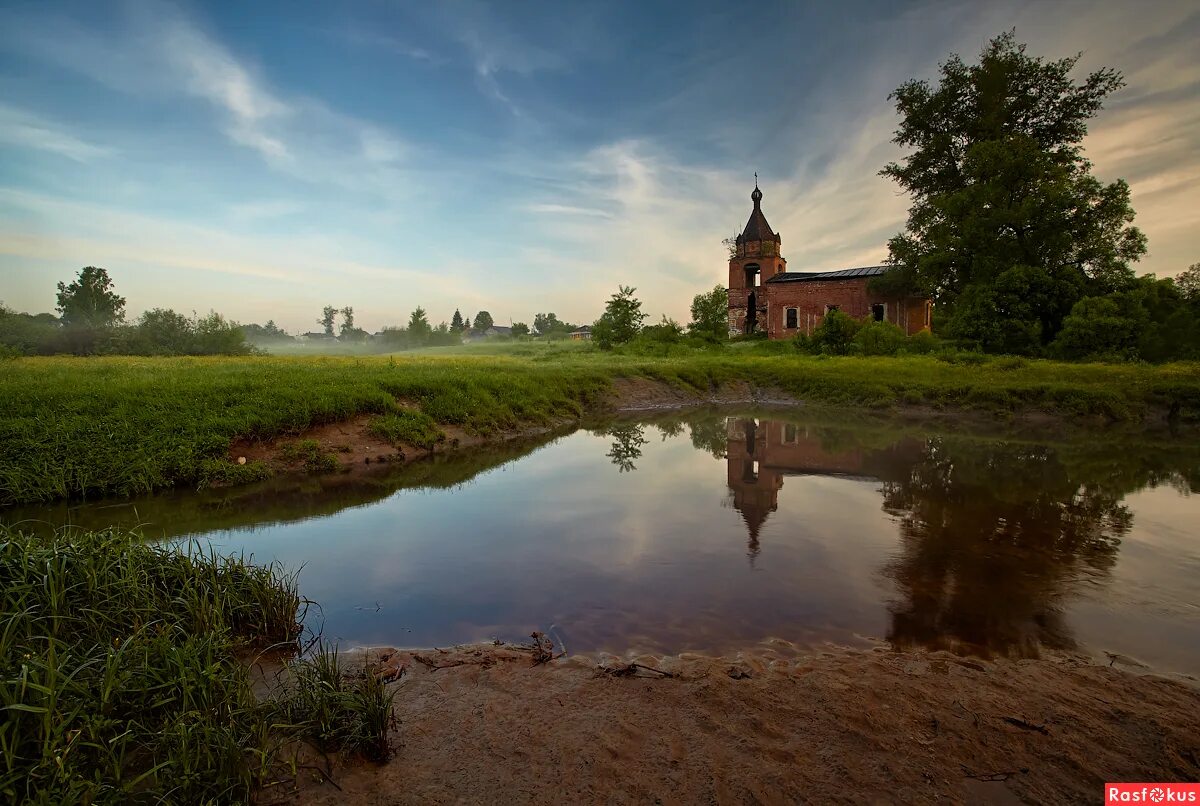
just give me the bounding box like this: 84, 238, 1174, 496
283, 643, 1200, 806
231, 376, 1162, 483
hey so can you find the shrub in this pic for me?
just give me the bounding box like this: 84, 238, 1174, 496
906, 329, 937, 354
811, 310, 862, 355
1051, 296, 1142, 361
853, 320, 907, 356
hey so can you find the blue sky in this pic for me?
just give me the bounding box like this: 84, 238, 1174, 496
1, 0, 1196, 332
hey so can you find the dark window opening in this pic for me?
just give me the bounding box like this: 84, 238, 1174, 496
872, 303, 885, 322
824, 304, 839, 315
785, 308, 797, 329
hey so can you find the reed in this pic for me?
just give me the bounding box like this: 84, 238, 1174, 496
0, 526, 397, 804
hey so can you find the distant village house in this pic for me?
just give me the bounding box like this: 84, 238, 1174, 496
727, 182, 932, 338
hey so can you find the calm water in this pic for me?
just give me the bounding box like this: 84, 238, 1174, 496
7, 410, 1199, 674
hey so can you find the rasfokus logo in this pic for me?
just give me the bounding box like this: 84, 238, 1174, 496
1106, 784, 1199, 803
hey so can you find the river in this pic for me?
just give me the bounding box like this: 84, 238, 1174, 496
5, 409, 1198, 675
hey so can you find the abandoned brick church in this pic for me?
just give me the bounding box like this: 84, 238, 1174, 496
727, 182, 932, 338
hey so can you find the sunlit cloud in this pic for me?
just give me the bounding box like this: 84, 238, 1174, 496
0, 0, 1195, 330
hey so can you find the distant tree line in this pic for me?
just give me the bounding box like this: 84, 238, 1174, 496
1, 267, 250, 357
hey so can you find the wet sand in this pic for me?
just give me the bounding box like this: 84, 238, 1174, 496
277, 643, 1200, 805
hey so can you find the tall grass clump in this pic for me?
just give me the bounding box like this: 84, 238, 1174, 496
279, 438, 339, 473
0, 527, 397, 804
369, 410, 445, 450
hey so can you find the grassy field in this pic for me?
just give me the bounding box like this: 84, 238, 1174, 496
1, 345, 1198, 506
0, 526, 394, 804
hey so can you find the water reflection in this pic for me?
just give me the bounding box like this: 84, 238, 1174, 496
4, 411, 1198, 671
600, 423, 650, 473
1, 432, 565, 540
718, 415, 1196, 663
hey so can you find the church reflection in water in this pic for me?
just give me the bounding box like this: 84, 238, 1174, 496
721, 415, 1148, 659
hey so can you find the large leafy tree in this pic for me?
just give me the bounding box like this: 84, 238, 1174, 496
318, 306, 337, 336
1177, 262, 1200, 302
408, 306, 432, 344
533, 312, 576, 336
688, 284, 728, 342
472, 311, 494, 331
55, 267, 126, 328
592, 285, 646, 349
878, 31, 1146, 351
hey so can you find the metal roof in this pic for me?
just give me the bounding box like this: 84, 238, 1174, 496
766, 265, 890, 283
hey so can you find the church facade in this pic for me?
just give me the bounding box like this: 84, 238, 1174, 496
727, 183, 932, 338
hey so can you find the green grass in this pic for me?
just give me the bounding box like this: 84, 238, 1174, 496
1, 350, 1197, 506
369, 410, 445, 450
279, 438, 340, 473
0, 526, 396, 804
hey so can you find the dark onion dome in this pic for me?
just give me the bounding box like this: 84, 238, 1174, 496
741, 181, 779, 243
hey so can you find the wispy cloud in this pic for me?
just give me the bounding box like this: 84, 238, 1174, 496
525, 203, 613, 218
340, 28, 445, 65
0, 103, 112, 162
0, 1, 414, 188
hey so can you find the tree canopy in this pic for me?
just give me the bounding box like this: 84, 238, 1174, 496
56, 267, 126, 329
592, 285, 646, 349
879, 31, 1146, 351
318, 306, 337, 336
533, 312, 575, 336
472, 311, 494, 331
1177, 263, 1200, 302
688, 285, 728, 342
408, 307, 432, 343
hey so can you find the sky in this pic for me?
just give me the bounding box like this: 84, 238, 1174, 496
0, 0, 1197, 333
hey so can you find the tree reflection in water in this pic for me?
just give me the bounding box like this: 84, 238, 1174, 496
601, 423, 650, 473
875, 439, 1130, 658
722, 415, 1196, 659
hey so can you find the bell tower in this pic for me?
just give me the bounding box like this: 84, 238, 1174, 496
727, 177, 787, 336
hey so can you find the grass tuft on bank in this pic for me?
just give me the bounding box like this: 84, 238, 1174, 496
1, 351, 1197, 506
0, 526, 395, 804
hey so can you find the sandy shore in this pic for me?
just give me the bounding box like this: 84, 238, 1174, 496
270, 642, 1200, 805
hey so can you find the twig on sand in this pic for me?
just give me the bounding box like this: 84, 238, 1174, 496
526, 631, 564, 665
298, 764, 343, 791
961, 764, 1028, 782
599, 662, 675, 679
413, 654, 469, 672
1002, 716, 1050, 735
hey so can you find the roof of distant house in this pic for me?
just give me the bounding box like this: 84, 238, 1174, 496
570, 325, 591, 333
486, 325, 512, 334
766, 265, 890, 283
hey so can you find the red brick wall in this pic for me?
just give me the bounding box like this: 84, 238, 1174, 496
763, 279, 931, 338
